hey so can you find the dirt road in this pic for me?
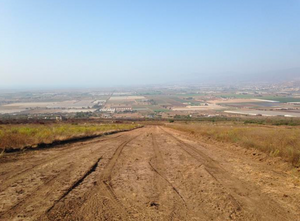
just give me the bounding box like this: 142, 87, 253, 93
0, 126, 300, 220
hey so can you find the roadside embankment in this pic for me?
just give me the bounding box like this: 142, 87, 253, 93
166, 122, 300, 167
0, 123, 142, 153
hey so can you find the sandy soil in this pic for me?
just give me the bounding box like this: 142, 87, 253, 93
0, 126, 300, 221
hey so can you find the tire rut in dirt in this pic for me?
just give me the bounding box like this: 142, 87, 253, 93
0, 155, 103, 220
0, 134, 130, 221
149, 132, 188, 220
160, 127, 297, 221
153, 129, 221, 220
0, 134, 123, 192
44, 133, 141, 221
2, 126, 297, 221
46, 156, 102, 213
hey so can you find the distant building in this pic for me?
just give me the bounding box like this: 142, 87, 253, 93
99, 108, 116, 113
55, 115, 65, 121
102, 114, 112, 118
116, 107, 132, 112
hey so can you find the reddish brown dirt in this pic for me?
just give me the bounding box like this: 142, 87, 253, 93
0, 126, 300, 221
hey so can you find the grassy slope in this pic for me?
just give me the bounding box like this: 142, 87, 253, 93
167, 122, 300, 167
0, 123, 139, 151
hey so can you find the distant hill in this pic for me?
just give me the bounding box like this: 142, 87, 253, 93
184, 67, 300, 85
250, 67, 300, 83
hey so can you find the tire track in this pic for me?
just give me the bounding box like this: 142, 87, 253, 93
46, 157, 102, 213
0, 134, 123, 192
3, 126, 298, 220
160, 127, 295, 221
46, 133, 142, 221
0, 153, 104, 220
150, 133, 187, 206
148, 132, 188, 220
148, 160, 187, 206
0, 136, 123, 214
96, 134, 142, 220
101, 136, 139, 183
0, 133, 133, 220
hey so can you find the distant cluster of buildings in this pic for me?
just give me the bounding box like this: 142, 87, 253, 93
99, 108, 115, 113
99, 107, 132, 113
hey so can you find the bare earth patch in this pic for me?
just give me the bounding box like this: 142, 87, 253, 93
0, 126, 299, 220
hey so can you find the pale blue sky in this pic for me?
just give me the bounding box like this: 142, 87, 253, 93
0, 0, 300, 88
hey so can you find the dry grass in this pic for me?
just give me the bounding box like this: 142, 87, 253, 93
167, 122, 300, 167
0, 123, 139, 152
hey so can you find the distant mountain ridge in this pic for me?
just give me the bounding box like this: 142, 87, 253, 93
185, 67, 300, 85
252, 67, 300, 83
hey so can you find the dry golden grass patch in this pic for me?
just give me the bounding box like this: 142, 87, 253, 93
0, 123, 139, 152
167, 122, 300, 167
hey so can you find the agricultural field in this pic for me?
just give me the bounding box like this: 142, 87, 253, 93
0, 100, 99, 115
109, 96, 145, 101
260, 97, 300, 103
1, 87, 300, 120
225, 110, 300, 117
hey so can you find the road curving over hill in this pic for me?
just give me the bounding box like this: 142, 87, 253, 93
0, 126, 299, 220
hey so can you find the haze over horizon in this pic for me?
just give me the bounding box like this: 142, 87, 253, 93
1, 0, 300, 88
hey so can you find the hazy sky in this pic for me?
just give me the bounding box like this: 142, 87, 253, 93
1, 0, 300, 88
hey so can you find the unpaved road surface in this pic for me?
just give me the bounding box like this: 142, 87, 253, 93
1, 126, 300, 220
